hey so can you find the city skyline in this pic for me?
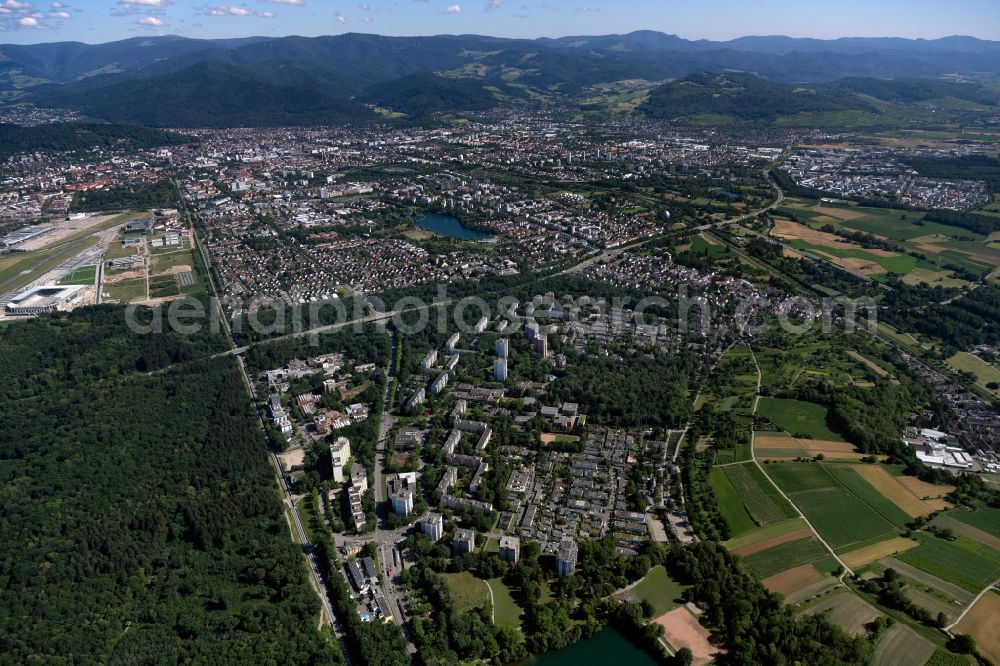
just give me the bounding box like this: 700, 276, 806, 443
1, 0, 999, 45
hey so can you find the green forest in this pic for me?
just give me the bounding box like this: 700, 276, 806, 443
71, 179, 181, 213
0, 307, 341, 664
0, 122, 192, 159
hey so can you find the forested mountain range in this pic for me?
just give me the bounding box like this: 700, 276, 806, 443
3, 31, 1000, 126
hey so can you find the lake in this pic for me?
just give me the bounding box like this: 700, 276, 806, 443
414, 212, 491, 240
513, 628, 656, 666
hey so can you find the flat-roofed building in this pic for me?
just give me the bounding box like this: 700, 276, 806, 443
499, 536, 520, 563
453, 529, 476, 555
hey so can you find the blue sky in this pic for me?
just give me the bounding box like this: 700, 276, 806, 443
1, 0, 998, 45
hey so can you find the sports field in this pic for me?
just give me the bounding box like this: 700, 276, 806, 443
756, 398, 845, 441
57, 264, 97, 285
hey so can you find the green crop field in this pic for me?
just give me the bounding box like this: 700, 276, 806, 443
722, 463, 798, 526
898, 533, 1000, 593
824, 465, 912, 528
742, 537, 835, 579
757, 397, 846, 441
710, 466, 757, 536
766, 462, 900, 552
629, 565, 688, 616
723, 517, 808, 552
949, 503, 1000, 537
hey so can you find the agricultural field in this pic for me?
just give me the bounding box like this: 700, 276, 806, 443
765, 462, 905, 553
719, 463, 798, 526
741, 536, 838, 579
945, 503, 1000, 538
896, 532, 1000, 593
756, 397, 845, 441
952, 589, 1000, 665
873, 623, 936, 666
761, 563, 839, 603
722, 516, 808, 552
710, 466, 757, 537
773, 198, 1000, 282
799, 588, 884, 637
148, 274, 180, 298
755, 433, 873, 462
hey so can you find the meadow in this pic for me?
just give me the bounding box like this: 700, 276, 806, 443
757, 397, 845, 441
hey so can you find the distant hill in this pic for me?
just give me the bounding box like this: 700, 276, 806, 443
0, 122, 191, 159
824, 77, 1000, 105
641, 72, 873, 123
6, 32, 1000, 128
40, 62, 376, 128
359, 73, 500, 116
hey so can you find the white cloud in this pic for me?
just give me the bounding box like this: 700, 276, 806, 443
200, 4, 276, 18
138, 15, 163, 24
46, 9, 68, 17
358, 2, 369, 8
360, 15, 372, 23
17, 15, 39, 25
444, 3, 460, 14
336, 14, 347, 23
120, 0, 171, 6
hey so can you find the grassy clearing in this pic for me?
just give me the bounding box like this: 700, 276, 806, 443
722, 463, 798, 526
486, 577, 522, 631
444, 571, 490, 614
757, 397, 845, 441
104, 277, 146, 304
947, 352, 1000, 397
150, 249, 194, 274
710, 466, 757, 537
630, 565, 687, 616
